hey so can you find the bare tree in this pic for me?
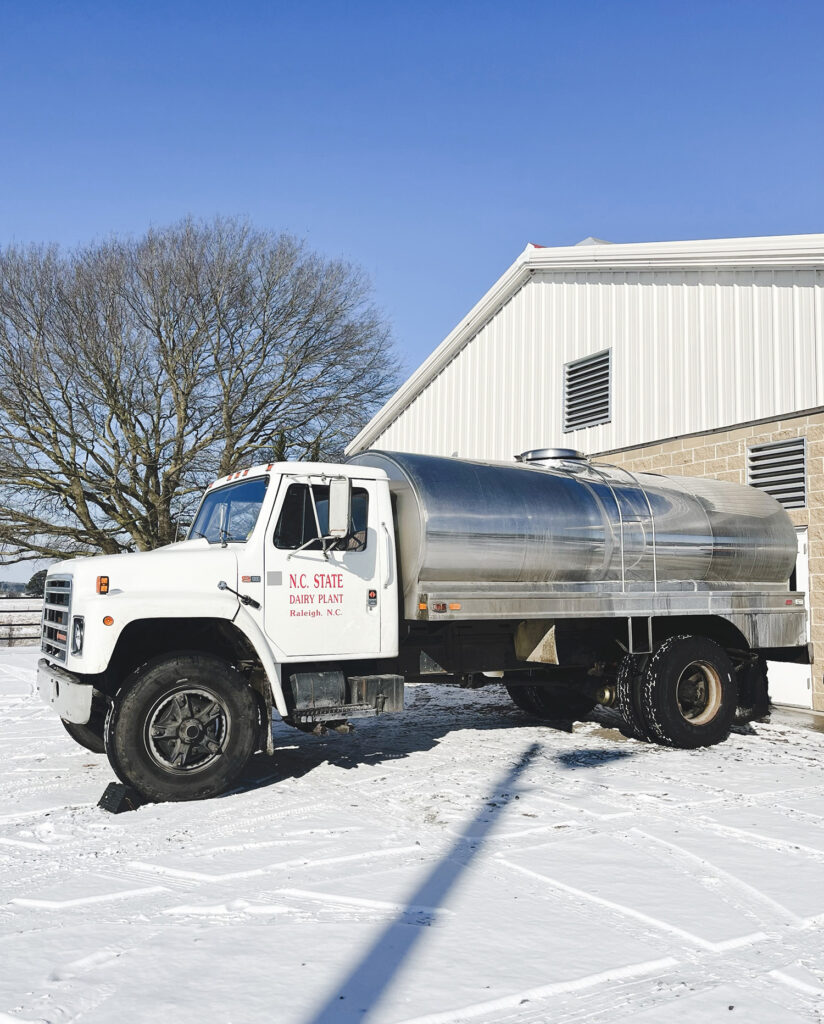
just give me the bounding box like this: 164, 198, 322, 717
0, 218, 399, 563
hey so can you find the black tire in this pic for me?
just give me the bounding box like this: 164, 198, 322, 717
614, 653, 652, 741
62, 699, 107, 754
641, 635, 737, 749
505, 683, 596, 722
104, 653, 258, 802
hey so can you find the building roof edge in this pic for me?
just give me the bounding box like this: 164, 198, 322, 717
345, 233, 824, 455
346, 246, 533, 454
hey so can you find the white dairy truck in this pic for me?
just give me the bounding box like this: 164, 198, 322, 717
37, 448, 808, 802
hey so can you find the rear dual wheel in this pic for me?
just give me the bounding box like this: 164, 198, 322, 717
639, 635, 737, 748
615, 653, 650, 741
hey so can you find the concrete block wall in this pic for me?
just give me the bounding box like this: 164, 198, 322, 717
601, 410, 824, 710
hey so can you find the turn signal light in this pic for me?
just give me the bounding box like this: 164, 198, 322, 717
103, 615, 114, 626
96, 576, 109, 594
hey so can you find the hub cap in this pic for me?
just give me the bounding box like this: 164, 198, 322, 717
675, 662, 722, 726
146, 688, 229, 772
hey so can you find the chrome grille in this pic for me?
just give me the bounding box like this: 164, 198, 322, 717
41, 576, 72, 662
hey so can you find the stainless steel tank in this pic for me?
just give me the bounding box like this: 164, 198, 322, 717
349, 450, 797, 614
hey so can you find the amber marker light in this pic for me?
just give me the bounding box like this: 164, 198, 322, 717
96, 576, 109, 594
449, 603, 462, 611
103, 616, 114, 626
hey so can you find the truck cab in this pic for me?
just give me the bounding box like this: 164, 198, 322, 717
38, 461, 401, 802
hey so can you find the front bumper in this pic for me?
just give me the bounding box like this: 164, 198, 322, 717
37, 658, 93, 725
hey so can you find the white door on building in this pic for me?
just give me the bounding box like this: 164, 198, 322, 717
768, 527, 812, 709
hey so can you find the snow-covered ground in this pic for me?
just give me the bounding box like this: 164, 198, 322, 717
2, 646, 824, 1023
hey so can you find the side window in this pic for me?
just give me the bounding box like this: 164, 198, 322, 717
272, 484, 315, 549
273, 484, 369, 550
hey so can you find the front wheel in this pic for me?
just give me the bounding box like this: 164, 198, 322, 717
640, 635, 737, 749
62, 693, 108, 754
104, 653, 259, 802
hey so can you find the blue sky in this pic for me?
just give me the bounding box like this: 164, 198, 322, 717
1, 0, 823, 379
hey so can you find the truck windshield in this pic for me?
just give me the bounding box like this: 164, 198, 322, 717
188, 476, 269, 544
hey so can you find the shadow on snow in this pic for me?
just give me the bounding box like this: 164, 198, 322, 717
234, 684, 635, 796
301, 740, 543, 1024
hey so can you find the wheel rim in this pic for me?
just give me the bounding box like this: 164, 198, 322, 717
146, 687, 230, 773
675, 661, 722, 726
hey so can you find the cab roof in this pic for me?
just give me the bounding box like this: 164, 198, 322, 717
207, 460, 389, 489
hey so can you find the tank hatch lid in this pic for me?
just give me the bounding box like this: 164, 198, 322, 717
516, 448, 588, 465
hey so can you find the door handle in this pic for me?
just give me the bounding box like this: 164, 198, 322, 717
382, 523, 394, 590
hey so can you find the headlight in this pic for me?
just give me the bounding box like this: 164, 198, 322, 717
71, 616, 85, 656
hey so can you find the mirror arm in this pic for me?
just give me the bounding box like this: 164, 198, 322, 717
286, 486, 331, 561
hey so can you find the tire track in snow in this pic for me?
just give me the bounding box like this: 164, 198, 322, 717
126, 843, 424, 884
393, 957, 680, 1024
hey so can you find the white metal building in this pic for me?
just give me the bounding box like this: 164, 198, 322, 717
347, 234, 824, 710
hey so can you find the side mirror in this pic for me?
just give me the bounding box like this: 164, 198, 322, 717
327, 477, 352, 538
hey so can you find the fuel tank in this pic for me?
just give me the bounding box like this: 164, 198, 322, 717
349, 449, 797, 612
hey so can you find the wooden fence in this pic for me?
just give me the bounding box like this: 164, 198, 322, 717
0, 599, 43, 647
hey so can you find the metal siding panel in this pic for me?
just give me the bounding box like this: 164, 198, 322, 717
446, 352, 455, 454
490, 313, 501, 459
733, 271, 751, 424
641, 273, 653, 442
794, 269, 817, 412
529, 278, 543, 449
615, 273, 629, 442
773, 270, 794, 414
817, 270, 824, 404
425, 373, 437, 454
755, 273, 772, 420
506, 293, 519, 458
424, 380, 435, 453
370, 262, 824, 460
433, 365, 444, 454
665, 277, 676, 437
412, 390, 424, 451
480, 316, 494, 459
627, 272, 641, 443
716, 271, 735, 430
531, 279, 541, 447
680, 272, 696, 437
596, 273, 612, 450
456, 330, 467, 457
468, 326, 481, 457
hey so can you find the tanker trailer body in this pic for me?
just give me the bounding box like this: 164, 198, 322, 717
349, 448, 807, 747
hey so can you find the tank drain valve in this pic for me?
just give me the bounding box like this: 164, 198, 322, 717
217, 580, 261, 609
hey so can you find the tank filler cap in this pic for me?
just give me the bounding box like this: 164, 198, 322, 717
515, 448, 588, 465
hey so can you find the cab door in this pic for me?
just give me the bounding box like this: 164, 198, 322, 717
263, 477, 382, 658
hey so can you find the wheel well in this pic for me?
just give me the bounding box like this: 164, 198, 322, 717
651, 616, 750, 655
103, 618, 261, 695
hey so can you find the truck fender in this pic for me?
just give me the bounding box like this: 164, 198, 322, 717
232, 605, 289, 718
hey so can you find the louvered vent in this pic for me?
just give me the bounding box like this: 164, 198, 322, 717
747, 438, 806, 509
563, 349, 611, 431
